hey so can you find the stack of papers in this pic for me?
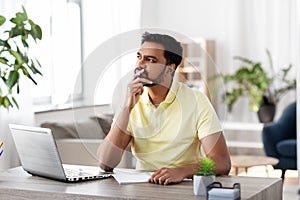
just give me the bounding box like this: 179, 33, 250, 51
208, 188, 240, 200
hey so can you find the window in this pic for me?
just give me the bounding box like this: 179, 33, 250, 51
25, 0, 82, 108
2, 0, 141, 111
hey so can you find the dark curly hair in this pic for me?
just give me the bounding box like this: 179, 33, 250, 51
141, 32, 182, 68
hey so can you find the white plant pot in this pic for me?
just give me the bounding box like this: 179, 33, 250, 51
193, 175, 216, 196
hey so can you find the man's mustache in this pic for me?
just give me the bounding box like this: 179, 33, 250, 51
134, 66, 149, 79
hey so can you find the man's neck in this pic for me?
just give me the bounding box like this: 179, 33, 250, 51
147, 81, 172, 106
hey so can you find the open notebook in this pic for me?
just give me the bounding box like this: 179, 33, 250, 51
112, 168, 152, 184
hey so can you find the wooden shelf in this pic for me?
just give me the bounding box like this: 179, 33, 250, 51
175, 38, 215, 102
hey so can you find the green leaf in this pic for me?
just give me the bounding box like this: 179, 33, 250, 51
21, 29, 29, 45
9, 50, 23, 64
234, 56, 256, 66
29, 59, 42, 75
0, 57, 8, 64
34, 24, 42, 40
0, 39, 11, 49
0, 39, 5, 47
0, 15, 6, 26
35, 58, 42, 68
3, 96, 12, 108
22, 6, 28, 20
1, 76, 6, 83
29, 20, 42, 41
6, 70, 19, 89
22, 38, 29, 48
9, 26, 23, 38
10, 16, 23, 25
17, 46, 28, 63
16, 12, 27, 22
12, 96, 19, 109
266, 49, 274, 72
21, 66, 37, 84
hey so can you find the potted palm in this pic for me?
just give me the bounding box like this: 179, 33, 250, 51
0, 6, 42, 109
222, 50, 296, 123
193, 157, 216, 196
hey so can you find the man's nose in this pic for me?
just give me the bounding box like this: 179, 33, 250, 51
136, 57, 146, 67
136, 61, 146, 69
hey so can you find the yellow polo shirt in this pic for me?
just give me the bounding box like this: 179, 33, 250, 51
127, 81, 222, 171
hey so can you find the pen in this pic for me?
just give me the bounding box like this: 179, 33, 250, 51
135, 74, 141, 79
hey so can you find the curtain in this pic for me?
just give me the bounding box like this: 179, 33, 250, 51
81, 0, 141, 106
227, 0, 297, 69
225, 0, 297, 122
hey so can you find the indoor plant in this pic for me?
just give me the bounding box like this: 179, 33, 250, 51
0, 6, 42, 110
193, 157, 216, 196
222, 50, 296, 122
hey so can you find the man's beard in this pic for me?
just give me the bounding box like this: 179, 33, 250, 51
134, 65, 167, 87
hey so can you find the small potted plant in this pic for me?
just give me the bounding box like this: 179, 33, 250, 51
193, 157, 216, 196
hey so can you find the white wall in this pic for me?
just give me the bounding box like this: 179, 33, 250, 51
140, 0, 297, 122
141, 0, 230, 73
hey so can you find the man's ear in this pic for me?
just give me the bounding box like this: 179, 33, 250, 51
168, 64, 176, 73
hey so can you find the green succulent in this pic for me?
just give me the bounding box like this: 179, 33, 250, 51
195, 157, 216, 176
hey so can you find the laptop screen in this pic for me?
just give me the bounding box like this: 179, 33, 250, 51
9, 124, 66, 181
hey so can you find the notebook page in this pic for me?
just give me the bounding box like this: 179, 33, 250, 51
113, 168, 152, 184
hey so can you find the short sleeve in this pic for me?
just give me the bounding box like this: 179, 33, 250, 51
196, 95, 223, 139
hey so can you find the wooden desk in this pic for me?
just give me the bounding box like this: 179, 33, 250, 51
0, 167, 282, 200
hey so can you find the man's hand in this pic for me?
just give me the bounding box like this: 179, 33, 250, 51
126, 71, 153, 110
148, 164, 198, 185
148, 168, 185, 185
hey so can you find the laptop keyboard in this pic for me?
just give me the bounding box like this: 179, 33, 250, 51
64, 168, 94, 177
62, 165, 112, 182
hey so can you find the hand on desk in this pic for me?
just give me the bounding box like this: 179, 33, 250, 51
148, 167, 186, 185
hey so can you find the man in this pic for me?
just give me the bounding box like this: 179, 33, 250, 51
98, 32, 231, 185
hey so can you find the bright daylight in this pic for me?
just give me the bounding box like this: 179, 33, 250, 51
0, 0, 299, 200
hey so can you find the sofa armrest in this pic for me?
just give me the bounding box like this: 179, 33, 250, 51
262, 122, 285, 158
56, 139, 135, 169
276, 139, 297, 158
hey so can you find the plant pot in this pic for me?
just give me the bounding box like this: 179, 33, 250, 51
257, 104, 276, 123
193, 175, 215, 196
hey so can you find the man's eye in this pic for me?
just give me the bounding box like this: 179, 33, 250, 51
148, 58, 156, 63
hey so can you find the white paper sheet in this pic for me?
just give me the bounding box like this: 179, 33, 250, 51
112, 168, 152, 184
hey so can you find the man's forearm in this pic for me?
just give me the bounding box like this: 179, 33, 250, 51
209, 155, 231, 175
176, 157, 230, 180
178, 164, 200, 179
98, 137, 126, 171
98, 107, 132, 171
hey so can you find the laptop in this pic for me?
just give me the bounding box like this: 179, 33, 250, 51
9, 124, 112, 182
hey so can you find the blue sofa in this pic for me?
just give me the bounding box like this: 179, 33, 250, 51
262, 102, 297, 178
